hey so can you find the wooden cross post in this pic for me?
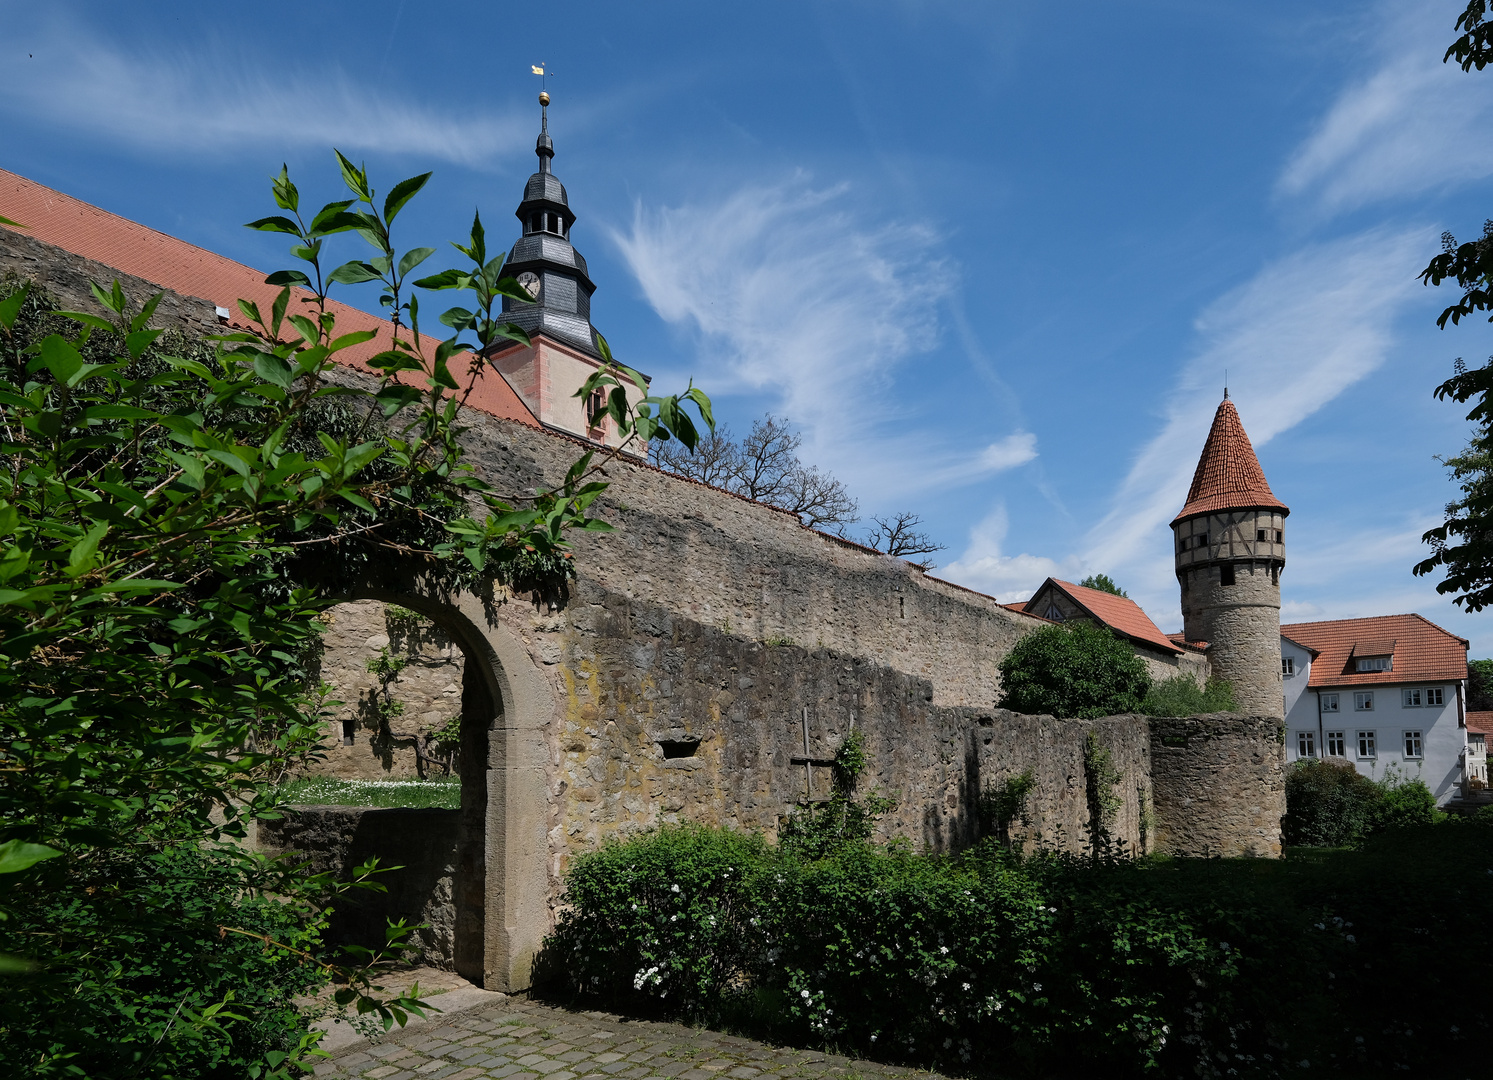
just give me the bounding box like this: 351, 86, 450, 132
789, 705, 837, 803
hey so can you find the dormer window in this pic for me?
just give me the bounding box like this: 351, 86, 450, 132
1356, 656, 1392, 673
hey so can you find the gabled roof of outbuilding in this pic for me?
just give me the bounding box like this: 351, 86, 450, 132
1281, 613, 1469, 689
1173, 396, 1288, 523
0, 168, 539, 427
1026, 579, 1182, 654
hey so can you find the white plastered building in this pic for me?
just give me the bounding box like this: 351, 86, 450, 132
1281, 615, 1470, 805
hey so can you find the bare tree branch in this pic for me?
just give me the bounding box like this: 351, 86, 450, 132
651, 414, 859, 528
862, 512, 946, 570
650, 424, 739, 488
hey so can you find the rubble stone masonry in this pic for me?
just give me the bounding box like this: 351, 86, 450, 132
3, 233, 1290, 986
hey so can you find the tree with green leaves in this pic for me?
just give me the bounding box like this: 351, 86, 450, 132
1077, 573, 1127, 597
998, 622, 1150, 719
1414, 1, 1493, 611
0, 152, 711, 1078
1469, 657, 1493, 710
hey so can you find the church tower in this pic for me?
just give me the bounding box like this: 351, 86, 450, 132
1172, 394, 1288, 716
485, 93, 644, 447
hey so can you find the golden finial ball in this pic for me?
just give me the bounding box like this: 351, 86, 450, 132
539, 91, 550, 106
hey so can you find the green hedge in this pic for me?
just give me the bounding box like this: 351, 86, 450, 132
1139, 675, 1236, 717
536, 823, 1493, 1078
1284, 760, 1446, 846
0, 845, 323, 1078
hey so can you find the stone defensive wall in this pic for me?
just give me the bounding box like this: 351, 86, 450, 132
260, 700, 1284, 972
3, 234, 1288, 989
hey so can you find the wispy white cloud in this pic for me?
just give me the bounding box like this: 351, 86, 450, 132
613, 177, 950, 425
0, 22, 527, 165
977, 432, 1039, 473
612, 176, 1036, 499
1078, 226, 1433, 622
1279, 0, 1493, 213
939, 506, 1084, 603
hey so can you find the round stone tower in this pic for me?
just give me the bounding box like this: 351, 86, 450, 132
1172, 394, 1288, 716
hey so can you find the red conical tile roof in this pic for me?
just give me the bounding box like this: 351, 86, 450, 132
1172, 397, 1287, 523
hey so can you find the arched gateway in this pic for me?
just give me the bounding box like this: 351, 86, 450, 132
340, 577, 554, 992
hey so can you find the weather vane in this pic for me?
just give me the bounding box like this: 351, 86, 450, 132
532, 63, 552, 93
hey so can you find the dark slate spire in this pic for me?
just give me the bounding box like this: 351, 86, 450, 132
499, 92, 603, 358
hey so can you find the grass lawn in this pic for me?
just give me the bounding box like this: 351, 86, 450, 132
272, 775, 461, 809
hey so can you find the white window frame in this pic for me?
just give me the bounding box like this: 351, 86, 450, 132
1427, 686, 1445, 706
1297, 730, 1316, 758
1403, 730, 1423, 759
1403, 688, 1423, 708
1282, 656, 1295, 676
1356, 656, 1392, 673
1326, 731, 1345, 757
1357, 730, 1377, 759
1321, 693, 1340, 713
1354, 691, 1374, 712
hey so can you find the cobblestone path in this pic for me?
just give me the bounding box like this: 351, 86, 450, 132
315, 996, 945, 1080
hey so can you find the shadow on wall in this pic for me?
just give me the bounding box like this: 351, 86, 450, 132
258, 807, 461, 970
920, 727, 984, 854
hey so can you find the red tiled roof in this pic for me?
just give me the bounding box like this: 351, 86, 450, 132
1173, 397, 1287, 523
1166, 632, 1209, 652
1467, 711, 1493, 736
1282, 613, 1469, 689
1028, 579, 1182, 654
0, 168, 538, 427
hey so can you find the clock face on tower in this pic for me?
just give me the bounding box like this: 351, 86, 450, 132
517, 272, 541, 302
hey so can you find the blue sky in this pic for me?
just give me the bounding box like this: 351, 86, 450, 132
4, 0, 1493, 653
